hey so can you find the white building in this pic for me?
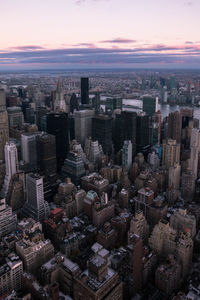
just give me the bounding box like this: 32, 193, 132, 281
1, 142, 18, 197
122, 140, 132, 171
22, 173, 50, 222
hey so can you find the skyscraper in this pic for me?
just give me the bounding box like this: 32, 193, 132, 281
22, 173, 50, 222
0, 89, 6, 111
21, 133, 38, 170
81, 77, 89, 105
7, 106, 24, 128
36, 132, 57, 176
122, 140, 132, 171
136, 113, 150, 156
0, 110, 9, 161
46, 112, 69, 171
113, 111, 137, 155
1, 142, 18, 197
143, 96, 158, 116
92, 115, 113, 155
74, 110, 94, 146
167, 111, 182, 143
162, 139, 180, 169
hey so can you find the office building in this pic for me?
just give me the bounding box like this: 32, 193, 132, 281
46, 112, 69, 171
7, 106, 24, 128
128, 234, 143, 295
0, 89, 6, 111
81, 77, 89, 105
92, 115, 113, 155
22, 173, 50, 222
143, 96, 158, 116
85, 138, 104, 165
16, 237, 54, 275
0, 110, 9, 161
113, 111, 137, 154
181, 170, 195, 201
167, 111, 182, 143
136, 113, 150, 156
0, 198, 17, 238
122, 140, 132, 171
21, 132, 38, 170
36, 132, 57, 176
162, 139, 180, 169
53, 78, 66, 112
0, 253, 23, 296
1, 142, 18, 197
74, 255, 123, 300
155, 255, 181, 296
62, 151, 86, 185
168, 163, 181, 190
75, 109, 94, 146
128, 211, 149, 244
170, 208, 196, 238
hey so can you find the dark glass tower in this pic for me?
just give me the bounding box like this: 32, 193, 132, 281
36, 132, 57, 176
92, 115, 112, 155
143, 96, 157, 116
46, 112, 69, 171
113, 111, 137, 155
81, 77, 89, 105
136, 114, 150, 157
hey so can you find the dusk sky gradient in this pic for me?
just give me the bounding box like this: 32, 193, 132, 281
1, 0, 200, 69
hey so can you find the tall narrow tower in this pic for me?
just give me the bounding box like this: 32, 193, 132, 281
1, 142, 18, 197
22, 173, 50, 221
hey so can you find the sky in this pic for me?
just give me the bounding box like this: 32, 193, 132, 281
0, 0, 200, 70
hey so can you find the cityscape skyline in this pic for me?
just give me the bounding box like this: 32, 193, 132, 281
1, 0, 200, 69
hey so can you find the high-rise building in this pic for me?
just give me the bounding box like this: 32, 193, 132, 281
168, 163, 181, 190
92, 115, 113, 155
22, 173, 50, 222
136, 113, 150, 156
105, 97, 122, 112
143, 96, 158, 116
0, 253, 23, 296
0, 110, 9, 161
181, 170, 195, 201
122, 140, 132, 171
128, 211, 149, 244
162, 139, 180, 169
36, 132, 57, 176
74, 255, 123, 300
75, 110, 94, 146
85, 138, 103, 165
53, 78, 66, 112
81, 77, 89, 105
167, 111, 182, 143
155, 255, 181, 296
46, 112, 69, 171
0, 198, 17, 237
16, 237, 54, 275
113, 111, 137, 154
21, 132, 38, 170
1, 142, 18, 197
128, 234, 143, 295
0, 89, 6, 111
7, 106, 24, 128
189, 128, 200, 179
62, 151, 86, 185
170, 208, 196, 238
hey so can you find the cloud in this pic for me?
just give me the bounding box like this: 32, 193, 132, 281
9, 45, 45, 51
1, 43, 200, 68
100, 38, 137, 44
184, 1, 194, 5
185, 41, 193, 44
